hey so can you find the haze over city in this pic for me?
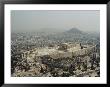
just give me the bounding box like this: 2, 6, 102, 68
11, 10, 100, 33
11, 10, 100, 77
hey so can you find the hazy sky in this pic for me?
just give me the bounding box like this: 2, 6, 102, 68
11, 10, 100, 33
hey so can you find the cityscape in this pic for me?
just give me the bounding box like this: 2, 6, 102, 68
11, 10, 100, 77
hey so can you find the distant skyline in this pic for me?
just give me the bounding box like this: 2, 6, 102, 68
11, 10, 100, 33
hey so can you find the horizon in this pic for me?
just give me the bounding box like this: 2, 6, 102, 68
11, 10, 100, 33
11, 27, 100, 34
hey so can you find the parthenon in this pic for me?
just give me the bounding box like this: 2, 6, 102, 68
21, 42, 96, 61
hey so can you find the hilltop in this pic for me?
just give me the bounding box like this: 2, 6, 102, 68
65, 28, 83, 34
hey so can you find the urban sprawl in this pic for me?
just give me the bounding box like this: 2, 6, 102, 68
11, 28, 100, 77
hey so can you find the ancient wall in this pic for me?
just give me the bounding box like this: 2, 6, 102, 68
49, 46, 96, 59
21, 44, 96, 60
50, 52, 72, 59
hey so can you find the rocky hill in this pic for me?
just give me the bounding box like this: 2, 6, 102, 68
65, 28, 83, 34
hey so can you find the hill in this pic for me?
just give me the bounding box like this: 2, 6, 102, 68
65, 28, 83, 34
